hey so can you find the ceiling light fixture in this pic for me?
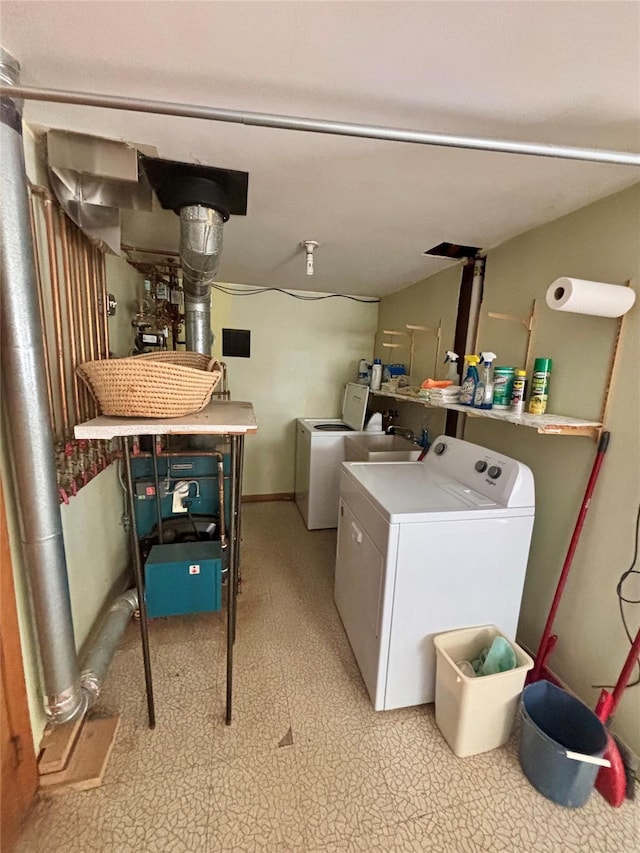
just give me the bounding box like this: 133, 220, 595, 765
301, 240, 319, 275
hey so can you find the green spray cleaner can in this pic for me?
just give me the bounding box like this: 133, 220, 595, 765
528, 358, 553, 415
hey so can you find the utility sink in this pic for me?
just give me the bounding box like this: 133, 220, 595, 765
345, 433, 421, 462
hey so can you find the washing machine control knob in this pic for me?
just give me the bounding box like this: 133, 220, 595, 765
433, 442, 447, 455
475, 460, 488, 473
488, 465, 502, 479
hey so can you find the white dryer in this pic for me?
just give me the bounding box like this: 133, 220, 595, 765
295, 383, 382, 530
334, 435, 535, 710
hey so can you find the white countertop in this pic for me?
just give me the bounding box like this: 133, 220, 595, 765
74, 400, 258, 439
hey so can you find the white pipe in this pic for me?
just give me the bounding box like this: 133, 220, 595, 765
2, 84, 639, 167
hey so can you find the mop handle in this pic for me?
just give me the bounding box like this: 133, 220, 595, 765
533, 431, 610, 680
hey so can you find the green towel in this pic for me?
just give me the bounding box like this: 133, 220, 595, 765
471, 637, 517, 676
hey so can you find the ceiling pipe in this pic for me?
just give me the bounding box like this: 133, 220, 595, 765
1, 83, 639, 167
0, 48, 86, 724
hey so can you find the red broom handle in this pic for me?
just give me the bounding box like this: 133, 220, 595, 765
531, 431, 610, 681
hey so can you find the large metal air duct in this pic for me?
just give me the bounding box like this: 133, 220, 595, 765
139, 156, 248, 354
180, 204, 224, 354
0, 47, 86, 723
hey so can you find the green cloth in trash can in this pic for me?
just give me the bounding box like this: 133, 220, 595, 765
472, 636, 517, 676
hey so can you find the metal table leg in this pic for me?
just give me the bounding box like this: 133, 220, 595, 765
122, 436, 155, 729
226, 434, 239, 725
233, 435, 245, 641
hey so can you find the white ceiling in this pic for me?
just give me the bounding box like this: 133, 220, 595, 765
4, 1, 640, 296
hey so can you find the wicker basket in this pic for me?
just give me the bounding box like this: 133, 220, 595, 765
76, 352, 222, 418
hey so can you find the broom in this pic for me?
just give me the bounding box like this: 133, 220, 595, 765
594, 627, 640, 806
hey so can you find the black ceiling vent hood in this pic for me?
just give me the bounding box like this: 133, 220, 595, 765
139, 155, 249, 219
423, 241, 481, 260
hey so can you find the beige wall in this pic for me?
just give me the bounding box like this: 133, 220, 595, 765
370, 264, 462, 442
2, 126, 143, 748
210, 285, 379, 495
466, 183, 639, 755
378, 183, 639, 754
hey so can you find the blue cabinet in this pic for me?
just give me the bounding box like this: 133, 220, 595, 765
144, 541, 222, 618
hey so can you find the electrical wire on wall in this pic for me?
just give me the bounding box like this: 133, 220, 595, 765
211, 283, 379, 303
594, 501, 640, 690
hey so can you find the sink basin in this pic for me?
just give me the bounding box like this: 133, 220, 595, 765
345, 433, 421, 462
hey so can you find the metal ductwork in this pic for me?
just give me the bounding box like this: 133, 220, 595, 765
80, 589, 138, 702
1, 47, 138, 724
180, 204, 225, 354
46, 129, 154, 255
140, 156, 248, 354
0, 47, 86, 724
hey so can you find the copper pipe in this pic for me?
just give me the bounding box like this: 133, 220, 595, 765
58, 210, 80, 426
70, 227, 89, 421
43, 197, 69, 438
82, 236, 96, 364
28, 192, 56, 435
92, 246, 109, 358
89, 246, 103, 359
98, 250, 110, 359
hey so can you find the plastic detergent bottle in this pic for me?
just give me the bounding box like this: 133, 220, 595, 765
528, 358, 553, 415
370, 358, 383, 391
444, 351, 460, 384
357, 359, 370, 385
459, 355, 480, 405
473, 352, 497, 409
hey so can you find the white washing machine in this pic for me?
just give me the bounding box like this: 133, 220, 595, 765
334, 435, 535, 710
295, 383, 382, 530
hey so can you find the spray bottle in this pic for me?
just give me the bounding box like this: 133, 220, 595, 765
444, 351, 460, 384
459, 355, 480, 405
474, 352, 497, 409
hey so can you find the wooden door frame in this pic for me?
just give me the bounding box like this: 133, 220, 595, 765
1, 480, 38, 850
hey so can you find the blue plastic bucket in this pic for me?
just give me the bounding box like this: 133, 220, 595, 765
519, 680, 608, 808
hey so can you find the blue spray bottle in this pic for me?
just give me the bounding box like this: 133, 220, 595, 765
459, 355, 480, 405
474, 352, 497, 409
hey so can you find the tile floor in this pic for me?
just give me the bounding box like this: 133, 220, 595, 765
19, 501, 639, 852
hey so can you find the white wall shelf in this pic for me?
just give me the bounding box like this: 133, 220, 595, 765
370, 389, 602, 438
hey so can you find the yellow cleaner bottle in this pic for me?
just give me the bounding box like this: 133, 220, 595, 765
473, 352, 497, 409
528, 358, 553, 414
459, 355, 480, 405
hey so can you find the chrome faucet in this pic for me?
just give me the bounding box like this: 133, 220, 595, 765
387, 425, 415, 442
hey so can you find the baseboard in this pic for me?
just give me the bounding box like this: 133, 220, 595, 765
242, 493, 295, 503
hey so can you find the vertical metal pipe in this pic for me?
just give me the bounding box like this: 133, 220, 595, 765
0, 50, 85, 723
28, 192, 56, 433
43, 197, 69, 437
59, 210, 80, 425
97, 248, 110, 359
82, 238, 96, 363
226, 434, 238, 725
71, 228, 89, 420
121, 436, 155, 728
151, 438, 164, 544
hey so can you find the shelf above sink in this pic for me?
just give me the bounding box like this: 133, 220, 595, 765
369, 390, 602, 439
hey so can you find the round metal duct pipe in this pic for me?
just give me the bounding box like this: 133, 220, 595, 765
180, 204, 224, 354
0, 47, 86, 724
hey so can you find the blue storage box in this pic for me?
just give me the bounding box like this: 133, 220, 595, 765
144, 541, 222, 618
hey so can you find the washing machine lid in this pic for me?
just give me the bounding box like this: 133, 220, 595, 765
342, 462, 534, 523
341, 383, 370, 431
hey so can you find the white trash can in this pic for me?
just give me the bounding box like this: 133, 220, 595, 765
433, 625, 533, 757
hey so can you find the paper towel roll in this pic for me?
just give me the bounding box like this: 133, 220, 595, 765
546, 278, 636, 318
